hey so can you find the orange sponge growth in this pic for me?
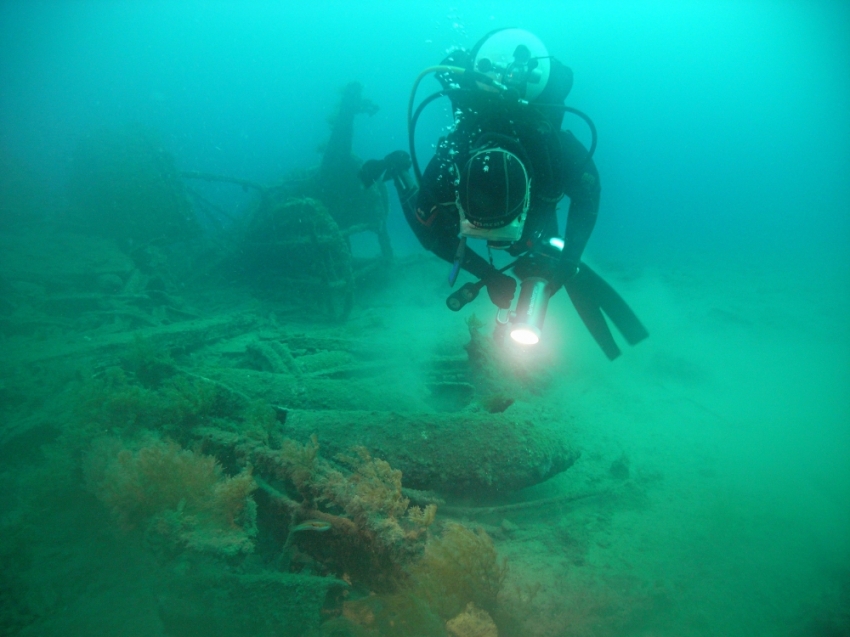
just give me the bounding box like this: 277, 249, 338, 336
85, 437, 257, 557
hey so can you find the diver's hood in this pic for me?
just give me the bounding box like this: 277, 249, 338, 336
455, 133, 532, 248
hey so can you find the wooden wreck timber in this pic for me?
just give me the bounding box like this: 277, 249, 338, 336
279, 408, 580, 498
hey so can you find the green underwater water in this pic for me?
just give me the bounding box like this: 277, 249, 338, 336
0, 213, 848, 636
0, 3, 848, 632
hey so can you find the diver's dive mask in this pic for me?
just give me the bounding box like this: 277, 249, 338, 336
456, 145, 531, 249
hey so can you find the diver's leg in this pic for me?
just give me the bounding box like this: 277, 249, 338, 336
565, 273, 622, 360
577, 263, 648, 346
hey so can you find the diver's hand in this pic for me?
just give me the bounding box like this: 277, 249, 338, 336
358, 151, 411, 188
546, 258, 579, 295
484, 270, 517, 309
383, 150, 411, 176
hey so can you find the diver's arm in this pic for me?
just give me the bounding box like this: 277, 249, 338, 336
377, 151, 501, 285
364, 151, 467, 268
394, 156, 495, 279
397, 180, 493, 279
391, 169, 419, 220
387, 154, 515, 308
405, 200, 494, 279
405, 197, 515, 308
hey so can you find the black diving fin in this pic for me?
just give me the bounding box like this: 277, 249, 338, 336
565, 262, 649, 360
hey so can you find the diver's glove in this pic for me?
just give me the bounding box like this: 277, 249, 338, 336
546, 256, 580, 295
359, 151, 411, 188
383, 150, 411, 176
483, 269, 517, 309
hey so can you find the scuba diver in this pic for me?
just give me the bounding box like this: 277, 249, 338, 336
360, 29, 648, 359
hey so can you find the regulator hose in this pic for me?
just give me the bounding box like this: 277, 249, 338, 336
407, 67, 599, 183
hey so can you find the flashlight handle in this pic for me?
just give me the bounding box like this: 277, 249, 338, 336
444, 255, 525, 311
446, 282, 481, 311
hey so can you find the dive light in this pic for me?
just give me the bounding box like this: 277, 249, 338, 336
446, 282, 481, 311
509, 276, 551, 345
443, 237, 565, 344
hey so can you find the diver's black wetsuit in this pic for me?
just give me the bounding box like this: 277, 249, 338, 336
380, 51, 647, 359
407, 126, 600, 282
394, 51, 600, 283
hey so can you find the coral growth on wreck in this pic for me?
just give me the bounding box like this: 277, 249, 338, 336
84, 437, 257, 557
70, 346, 528, 635
446, 603, 499, 637
329, 522, 509, 636
241, 434, 437, 590
411, 523, 508, 621
73, 361, 241, 443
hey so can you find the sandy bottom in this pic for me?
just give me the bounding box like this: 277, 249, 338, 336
488, 253, 850, 636
1, 240, 848, 637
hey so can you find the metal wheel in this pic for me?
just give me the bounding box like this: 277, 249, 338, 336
242, 197, 354, 320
